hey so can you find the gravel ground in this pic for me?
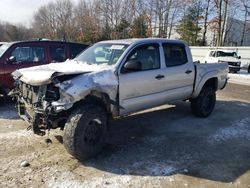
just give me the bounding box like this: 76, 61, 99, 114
0, 83, 250, 188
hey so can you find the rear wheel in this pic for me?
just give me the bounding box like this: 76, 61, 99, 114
191, 86, 216, 117
63, 103, 108, 160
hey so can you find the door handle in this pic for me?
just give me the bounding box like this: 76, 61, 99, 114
155, 74, 165, 80
185, 70, 192, 74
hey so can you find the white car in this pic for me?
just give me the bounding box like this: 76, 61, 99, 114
204, 50, 241, 73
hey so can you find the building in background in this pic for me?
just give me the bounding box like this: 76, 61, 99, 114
207, 17, 250, 46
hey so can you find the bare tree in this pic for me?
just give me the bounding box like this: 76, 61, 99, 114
0, 21, 33, 41
221, 0, 228, 45
202, 0, 211, 45
240, 0, 250, 45
33, 0, 75, 40
214, 0, 223, 46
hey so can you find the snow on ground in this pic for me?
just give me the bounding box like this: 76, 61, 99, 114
208, 117, 250, 144
228, 71, 250, 86
0, 109, 18, 119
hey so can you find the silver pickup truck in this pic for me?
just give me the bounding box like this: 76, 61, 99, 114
12, 38, 228, 160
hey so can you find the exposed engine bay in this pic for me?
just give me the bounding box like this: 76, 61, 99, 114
11, 61, 118, 135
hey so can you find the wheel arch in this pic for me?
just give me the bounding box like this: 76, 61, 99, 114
192, 77, 218, 98
72, 90, 113, 116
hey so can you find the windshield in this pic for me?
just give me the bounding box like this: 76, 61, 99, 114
0, 43, 11, 57
217, 51, 238, 57
75, 43, 129, 65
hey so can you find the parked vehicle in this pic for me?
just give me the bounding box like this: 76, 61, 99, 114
12, 38, 228, 160
0, 40, 88, 99
241, 61, 250, 73
204, 49, 241, 73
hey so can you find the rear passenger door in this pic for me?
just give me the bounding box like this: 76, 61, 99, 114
3, 44, 46, 89
161, 43, 195, 100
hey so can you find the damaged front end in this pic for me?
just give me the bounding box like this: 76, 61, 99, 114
11, 65, 118, 136
12, 79, 69, 135
10, 66, 85, 135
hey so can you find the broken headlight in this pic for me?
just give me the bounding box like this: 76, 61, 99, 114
45, 84, 60, 101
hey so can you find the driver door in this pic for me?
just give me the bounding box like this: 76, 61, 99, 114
3, 44, 46, 89
118, 43, 166, 115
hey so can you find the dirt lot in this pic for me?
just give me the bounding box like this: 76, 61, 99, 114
0, 83, 250, 188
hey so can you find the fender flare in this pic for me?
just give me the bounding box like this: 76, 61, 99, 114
192, 70, 219, 98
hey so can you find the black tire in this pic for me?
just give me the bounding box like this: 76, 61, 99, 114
191, 86, 216, 117
63, 104, 108, 160
248, 65, 250, 73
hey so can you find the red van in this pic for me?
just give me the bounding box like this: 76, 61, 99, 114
0, 40, 88, 99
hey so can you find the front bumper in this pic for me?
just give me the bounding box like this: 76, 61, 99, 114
17, 98, 50, 135
228, 66, 241, 72
228, 62, 241, 72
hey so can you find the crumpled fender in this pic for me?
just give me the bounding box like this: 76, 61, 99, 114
51, 69, 118, 112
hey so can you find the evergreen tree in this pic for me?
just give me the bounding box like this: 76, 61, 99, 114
116, 18, 131, 39
176, 4, 203, 45
131, 15, 147, 38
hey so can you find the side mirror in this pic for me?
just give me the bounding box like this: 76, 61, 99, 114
238, 56, 241, 59
6, 56, 17, 64
123, 60, 142, 73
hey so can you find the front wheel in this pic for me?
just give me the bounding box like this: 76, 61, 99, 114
190, 86, 216, 117
63, 104, 108, 160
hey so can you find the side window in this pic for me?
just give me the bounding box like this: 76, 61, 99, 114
163, 44, 188, 67
10, 46, 45, 63
125, 44, 160, 72
50, 46, 66, 62
70, 44, 87, 59
209, 51, 215, 57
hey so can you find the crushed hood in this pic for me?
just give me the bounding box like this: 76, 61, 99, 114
12, 60, 113, 86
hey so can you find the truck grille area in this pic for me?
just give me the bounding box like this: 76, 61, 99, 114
228, 62, 240, 67
18, 82, 60, 104
19, 82, 40, 104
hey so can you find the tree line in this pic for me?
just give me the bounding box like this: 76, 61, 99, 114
0, 0, 249, 46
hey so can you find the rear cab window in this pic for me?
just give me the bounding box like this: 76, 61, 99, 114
162, 43, 188, 67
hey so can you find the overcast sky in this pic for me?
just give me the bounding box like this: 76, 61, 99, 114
0, 0, 78, 27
